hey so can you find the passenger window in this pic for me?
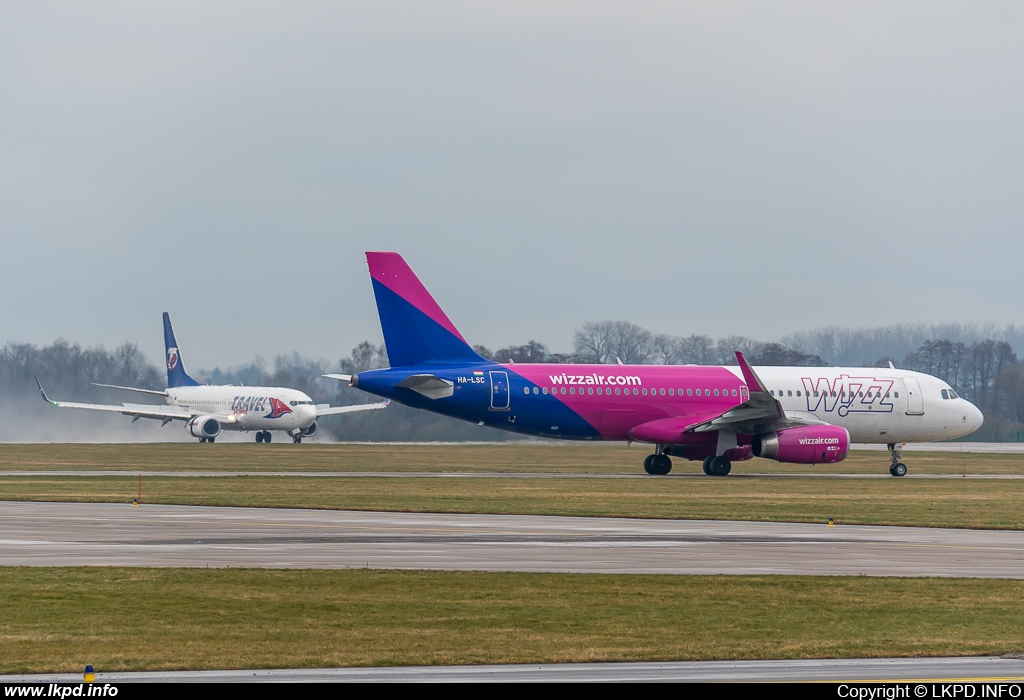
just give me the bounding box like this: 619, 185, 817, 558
561, 387, 567, 395
542, 387, 548, 395
634, 388, 639, 395
770, 390, 775, 396
524, 387, 530, 395
787, 391, 792, 397
714, 389, 719, 397
894, 392, 899, 398
796, 391, 801, 397
813, 391, 819, 397
570, 387, 576, 395
669, 389, 674, 396
615, 388, 620, 395
533, 387, 539, 395
687, 389, 692, 396
659, 388, 664, 396
731, 389, 737, 396
588, 387, 593, 395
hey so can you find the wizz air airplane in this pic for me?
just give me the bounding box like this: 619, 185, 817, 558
326, 252, 984, 476
37, 313, 387, 443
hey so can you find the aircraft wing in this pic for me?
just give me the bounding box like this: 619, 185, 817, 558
36, 377, 196, 422
688, 352, 830, 435
314, 400, 390, 417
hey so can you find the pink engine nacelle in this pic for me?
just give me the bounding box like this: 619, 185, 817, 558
752, 425, 850, 464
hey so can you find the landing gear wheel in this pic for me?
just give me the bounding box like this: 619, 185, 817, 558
293, 436, 302, 444
199, 438, 207, 443
709, 456, 732, 476
208, 437, 215, 443
702, 456, 713, 476
887, 442, 906, 477
264, 432, 272, 443
643, 454, 672, 475
255, 432, 264, 443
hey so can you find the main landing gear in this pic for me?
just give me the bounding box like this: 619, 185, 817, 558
292, 436, 302, 444
199, 437, 216, 443
643, 452, 672, 475
255, 431, 273, 444
702, 456, 732, 477
887, 443, 908, 477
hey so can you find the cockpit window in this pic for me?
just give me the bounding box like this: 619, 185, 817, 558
949, 389, 959, 399
941, 390, 949, 400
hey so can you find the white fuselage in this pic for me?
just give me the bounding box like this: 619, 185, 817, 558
735, 366, 984, 443
166, 385, 317, 432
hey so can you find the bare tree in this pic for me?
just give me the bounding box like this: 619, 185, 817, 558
574, 321, 654, 364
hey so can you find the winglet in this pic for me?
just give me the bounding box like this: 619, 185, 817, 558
734, 351, 766, 393
34, 376, 56, 405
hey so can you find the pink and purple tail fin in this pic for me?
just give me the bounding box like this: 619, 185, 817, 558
366, 252, 486, 367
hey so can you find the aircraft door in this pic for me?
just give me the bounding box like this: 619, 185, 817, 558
739, 385, 750, 403
902, 377, 925, 415
489, 371, 510, 410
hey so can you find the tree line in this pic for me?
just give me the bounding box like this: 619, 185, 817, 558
3, 320, 1024, 441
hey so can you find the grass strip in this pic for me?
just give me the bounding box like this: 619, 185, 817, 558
3, 568, 1024, 674
2, 474, 1024, 529
0, 442, 1019, 475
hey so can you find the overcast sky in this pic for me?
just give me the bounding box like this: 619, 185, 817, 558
2, 2, 1022, 370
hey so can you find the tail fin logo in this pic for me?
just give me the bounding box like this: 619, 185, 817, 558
265, 397, 293, 420
167, 348, 179, 371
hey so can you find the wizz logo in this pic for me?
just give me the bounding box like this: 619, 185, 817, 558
800, 375, 895, 417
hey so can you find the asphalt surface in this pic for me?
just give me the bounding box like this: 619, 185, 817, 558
5, 656, 1024, 682
3, 470, 1022, 478
3, 501, 1024, 577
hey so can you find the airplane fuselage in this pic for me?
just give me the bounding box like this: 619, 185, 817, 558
352, 362, 983, 451
165, 386, 317, 432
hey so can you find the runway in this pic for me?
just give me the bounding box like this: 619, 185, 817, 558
5, 656, 1024, 682
3, 501, 1024, 577
4, 470, 1024, 479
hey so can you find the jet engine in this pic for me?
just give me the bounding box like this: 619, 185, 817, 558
299, 421, 317, 438
752, 425, 849, 464
187, 415, 222, 440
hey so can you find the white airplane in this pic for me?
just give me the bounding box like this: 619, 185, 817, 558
36, 313, 387, 443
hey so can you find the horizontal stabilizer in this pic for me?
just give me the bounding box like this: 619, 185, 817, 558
395, 374, 454, 400
315, 400, 390, 417
92, 382, 168, 397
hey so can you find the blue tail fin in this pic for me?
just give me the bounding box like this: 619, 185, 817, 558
163, 312, 200, 387
366, 252, 486, 367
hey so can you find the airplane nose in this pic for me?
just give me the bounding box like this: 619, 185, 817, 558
965, 402, 984, 432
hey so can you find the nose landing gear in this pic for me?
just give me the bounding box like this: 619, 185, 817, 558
888, 443, 907, 477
